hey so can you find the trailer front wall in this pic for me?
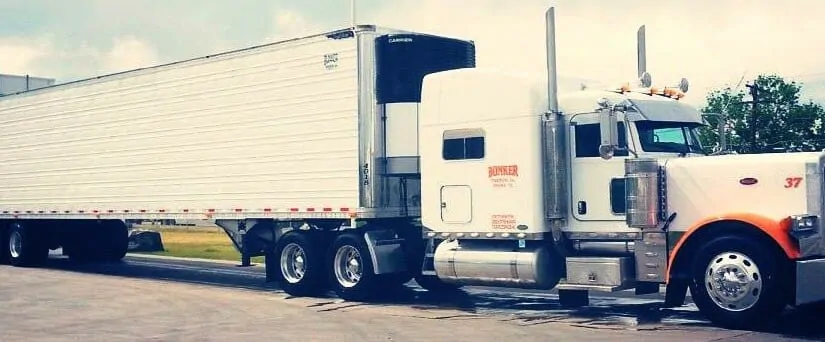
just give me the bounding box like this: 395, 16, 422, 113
0, 33, 361, 218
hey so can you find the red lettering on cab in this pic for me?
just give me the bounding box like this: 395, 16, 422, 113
488, 165, 519, 178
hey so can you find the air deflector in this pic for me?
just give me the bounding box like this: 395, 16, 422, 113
375, 34, 476, 104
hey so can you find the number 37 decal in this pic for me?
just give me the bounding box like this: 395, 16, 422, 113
785, 177, 803, 188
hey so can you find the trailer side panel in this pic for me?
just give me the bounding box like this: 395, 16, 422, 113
0, 32, 361, 219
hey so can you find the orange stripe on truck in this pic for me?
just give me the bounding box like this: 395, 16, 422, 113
666, 213, 798, 283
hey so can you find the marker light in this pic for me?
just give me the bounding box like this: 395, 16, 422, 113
620, 83, 630, 93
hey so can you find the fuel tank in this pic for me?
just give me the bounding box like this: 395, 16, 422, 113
433, 239, 563, 289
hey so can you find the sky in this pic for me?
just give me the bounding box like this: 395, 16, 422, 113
0, 0, 823, 108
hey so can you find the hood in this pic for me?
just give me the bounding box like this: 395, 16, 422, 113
663, 151, 825, 229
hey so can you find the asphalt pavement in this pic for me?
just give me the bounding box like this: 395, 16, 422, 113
0, 253, 822, 341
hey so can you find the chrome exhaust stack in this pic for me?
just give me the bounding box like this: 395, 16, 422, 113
541, 7, 568, 231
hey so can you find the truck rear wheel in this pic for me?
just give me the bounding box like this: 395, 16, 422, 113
6, 223, 48, 267
273, 232, 325, 297
689, 235, 787, 329
329, 233, 379, 301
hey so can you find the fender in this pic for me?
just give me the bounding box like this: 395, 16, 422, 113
666, 213, 798, 283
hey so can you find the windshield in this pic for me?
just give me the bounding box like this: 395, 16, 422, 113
636, 121, 705, 155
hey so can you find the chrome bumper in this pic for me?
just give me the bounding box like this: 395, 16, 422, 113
793, 158, 825, 306
795, 257, 825, 306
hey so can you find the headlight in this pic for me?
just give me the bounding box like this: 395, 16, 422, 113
791, 214, 819, 232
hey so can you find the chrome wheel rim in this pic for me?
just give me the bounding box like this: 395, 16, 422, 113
9, 230, 22, 259
334, 245, 362, 288
705, 251, 762, 312
280, 243, 306, 284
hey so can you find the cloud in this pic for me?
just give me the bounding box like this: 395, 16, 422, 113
363, 0, 825, 107
0, 36, 51, 75
265, 8, 326, 42
103, 36, 159, 72
0, 34, 159, 81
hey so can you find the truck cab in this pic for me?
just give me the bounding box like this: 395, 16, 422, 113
419, 68, 705, 239
560, 89, 705, 233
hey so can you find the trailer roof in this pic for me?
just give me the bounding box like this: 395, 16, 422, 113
0, 24, 473, 100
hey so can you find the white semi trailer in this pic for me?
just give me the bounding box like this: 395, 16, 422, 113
1, 7, 824, 330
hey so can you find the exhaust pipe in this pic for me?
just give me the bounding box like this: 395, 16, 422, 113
636, 25, 652, 87
546, 8, 559, 113
637, 25, 646, 79
542, 7, 567, 223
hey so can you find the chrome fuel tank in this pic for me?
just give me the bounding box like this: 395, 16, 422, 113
433, 239, 563, 289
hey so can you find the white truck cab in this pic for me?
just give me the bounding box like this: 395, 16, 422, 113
415, 7, 825, 330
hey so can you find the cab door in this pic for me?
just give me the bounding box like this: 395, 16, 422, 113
569, 117, 629, 221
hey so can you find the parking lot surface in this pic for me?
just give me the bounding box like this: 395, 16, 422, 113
0, 256, 821, 341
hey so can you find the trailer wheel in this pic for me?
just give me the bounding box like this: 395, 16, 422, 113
689, 235, 787, 329
6, 223, 48, 267
273, 232, 325, 297
0, 225, 8, 265
65, 220, 129, 263
329, 233, 379, 301
98, 220, 129, 262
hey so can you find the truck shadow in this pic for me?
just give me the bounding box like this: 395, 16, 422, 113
36, 256, 825, 340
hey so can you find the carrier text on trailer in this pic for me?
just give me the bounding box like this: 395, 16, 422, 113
1, 7, 824, 330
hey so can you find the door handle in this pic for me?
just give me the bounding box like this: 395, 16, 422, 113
441, 202, 447, 208
577, 201, 587, 215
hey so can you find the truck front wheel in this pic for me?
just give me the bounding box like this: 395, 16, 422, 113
689, 235, 787, 329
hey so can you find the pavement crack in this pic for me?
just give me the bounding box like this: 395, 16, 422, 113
315, 303, 368, 312
306, 301, 340, 308
707, 332, 754, 341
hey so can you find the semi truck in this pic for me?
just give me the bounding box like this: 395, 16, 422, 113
1, 6, 824, 330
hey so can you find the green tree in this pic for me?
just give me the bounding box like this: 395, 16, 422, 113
698, 75, 825, 154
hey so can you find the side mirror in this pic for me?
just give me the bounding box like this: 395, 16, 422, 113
598, 106, 620, 160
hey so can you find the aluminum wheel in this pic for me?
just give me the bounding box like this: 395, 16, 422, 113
334, 245, 362, 288
704, 251, 762, 312
9, 230, 22, 259
280, 243, 307, 284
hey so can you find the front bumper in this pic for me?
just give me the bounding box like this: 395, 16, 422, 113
792, 158, 825, 306
795, 258, 825, 306
791, 215, 825, 305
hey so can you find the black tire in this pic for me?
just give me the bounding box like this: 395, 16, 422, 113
65, 220, 129, 263
328, 233, 380, 301
98, 220, 129, 262
0, 225, 8, 265
6, 223, 49, 267
273, 232, 325, 297
688, 235, 788, 330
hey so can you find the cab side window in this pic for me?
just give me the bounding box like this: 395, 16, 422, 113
443, 128, 485, 160
574, 122, 628, 158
